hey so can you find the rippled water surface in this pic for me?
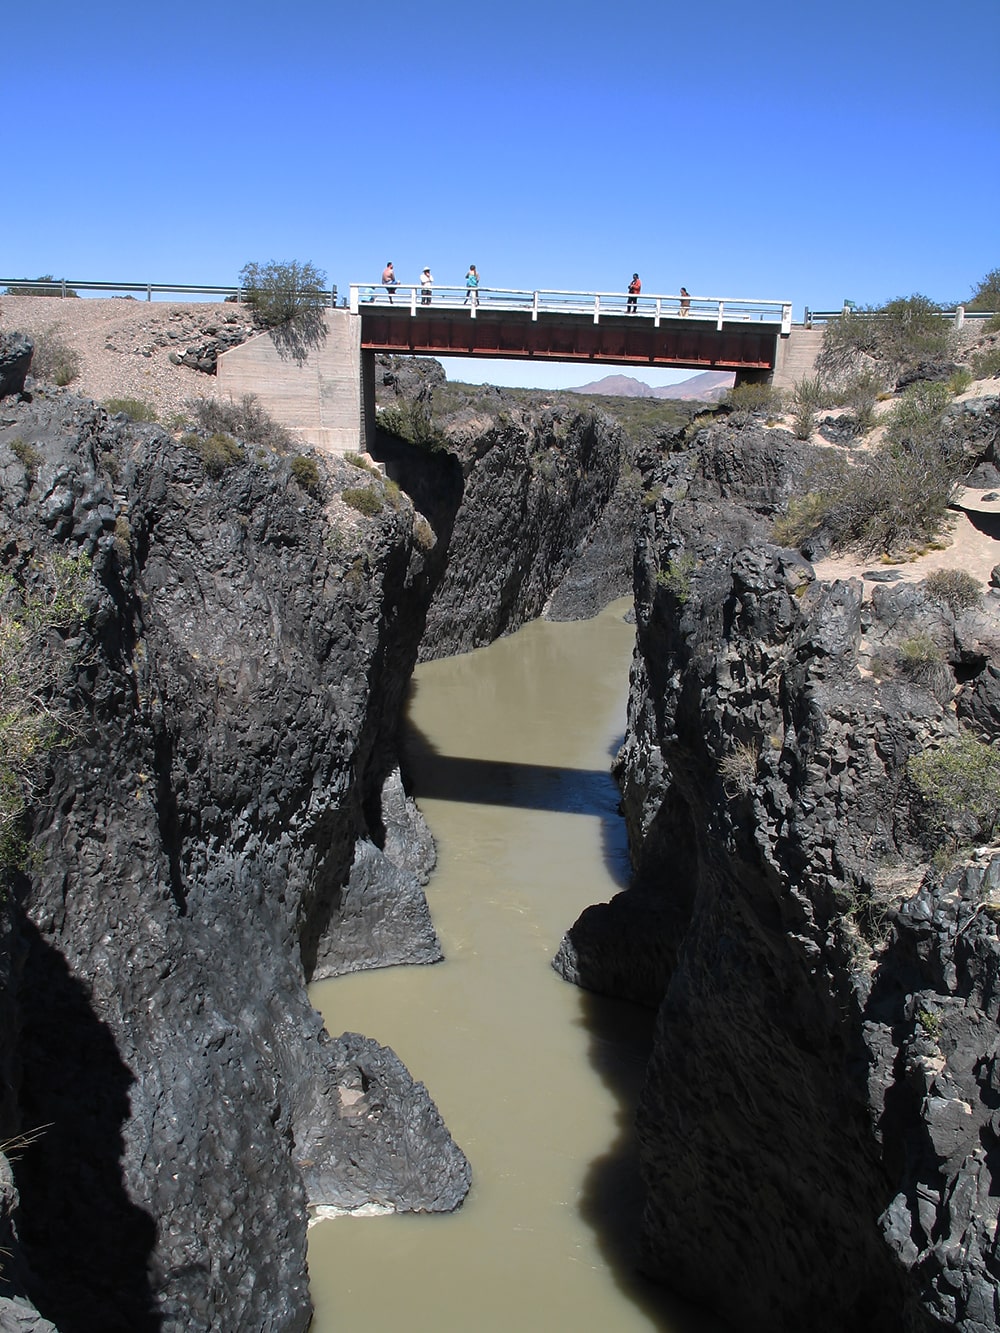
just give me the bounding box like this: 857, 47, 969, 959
308, 598, 728, 1333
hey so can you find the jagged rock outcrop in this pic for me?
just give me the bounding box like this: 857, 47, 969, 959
0, 334, 32, 400
555, 411, 1000, 1331
0, 387, 470, 1331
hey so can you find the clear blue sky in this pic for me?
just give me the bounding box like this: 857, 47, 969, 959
5, 0, 998, 389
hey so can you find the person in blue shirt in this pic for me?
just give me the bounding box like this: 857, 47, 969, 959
464, 265, 480, 306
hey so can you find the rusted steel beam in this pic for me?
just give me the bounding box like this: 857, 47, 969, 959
359, 310, 777, 370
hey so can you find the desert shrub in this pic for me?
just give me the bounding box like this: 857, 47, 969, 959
656, 553, 696, 603
290, 454, 321, 496
923, 568, 981, 612
3, 275, 78, 297
971, 346, 1000, 380
947, 368, 973, 396
719, 741, 759, 797
883, 380, 950, 450
344, 452, 376, 472
0, 552, 92, 866
238, 260, 326, 331
342, 486, 382, 517
10, 439, 42, 481
908, 731, 1000, 847
897, 633, 947, 684
724, 382, 784, 415
772, 492, 834, 548
28, 326, 81, 386
114, 515, 131, 560
189, 394, 292, 452
818, 295, 951, 380
104, 397, 158, 423
184, 431, 244, 478
967, 269, 1000, 314
412, 515, 436, 553
834, 370, 884, 431
791, 376, 824, 439
376, 401, 446, 451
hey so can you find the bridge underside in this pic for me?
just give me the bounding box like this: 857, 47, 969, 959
360, 308, 779, 371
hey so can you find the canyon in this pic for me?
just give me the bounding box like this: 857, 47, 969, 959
1, 322, 1000, 1331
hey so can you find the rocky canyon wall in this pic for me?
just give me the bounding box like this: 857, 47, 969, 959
556, 400, 1000, 1332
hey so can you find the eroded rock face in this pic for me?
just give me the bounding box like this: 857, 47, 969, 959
556, 412, 1000, 1331
0, 333, 32, 400
0, 391, 469, 1331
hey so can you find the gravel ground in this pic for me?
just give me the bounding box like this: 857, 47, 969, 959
0, 294, 255, 421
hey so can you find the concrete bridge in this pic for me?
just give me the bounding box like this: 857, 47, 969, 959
217, 285, 816, 455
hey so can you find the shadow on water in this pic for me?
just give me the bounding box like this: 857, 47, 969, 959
403, 718, 631, 886
574, 988, 734, 1333
12, 913, 160, 1332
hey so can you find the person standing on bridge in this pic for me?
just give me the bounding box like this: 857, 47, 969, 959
381, 261, 398, 303
464, 264, 480, 306
627, 273, 641, 313
420, 267, 433, 305
679, 286, 691, 316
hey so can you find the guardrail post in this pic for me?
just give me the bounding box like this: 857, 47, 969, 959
532, 291, 539, 322
593, 294, 600, 324
146, 285, 152, 301
717, 302, 724, 331
60, 280, 67, 299
411, 287, 417, 316
781, 303, 792, 335
955, 305, 965, 328
349, 286, 359, 314
654, 298, 661, 328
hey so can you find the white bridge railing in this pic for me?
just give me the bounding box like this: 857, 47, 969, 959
350, 284, 793, 334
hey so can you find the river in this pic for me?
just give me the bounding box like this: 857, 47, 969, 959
308, 598, 729, 1332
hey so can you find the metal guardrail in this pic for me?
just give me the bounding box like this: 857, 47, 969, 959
350, 284, 793, 335
804, 305, 996, 327
0, 278, 340, 305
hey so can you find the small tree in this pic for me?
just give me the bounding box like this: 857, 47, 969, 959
238, 260, 327, 329
818, 294, 951, 381
967, 268, 1000, 313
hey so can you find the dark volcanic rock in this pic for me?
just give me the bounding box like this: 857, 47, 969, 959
0, 334, 32, 400
554, 406, 1000, 1331
0, 394, 469, 1331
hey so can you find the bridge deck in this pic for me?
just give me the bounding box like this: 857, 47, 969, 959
351, 285, 792, 372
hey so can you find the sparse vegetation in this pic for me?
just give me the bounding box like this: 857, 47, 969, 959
896, 634, 948, 688
947, 368, 973, 396
3, 276, 78, 297
924, 568, 981, 612
724, 381, 784, 416
183, 431, 244, 478
719, 741, 759, 797
342, 486, 383, 517
290, 454, 321, 496
104, 397, 158, 423
189, 394, 293, 452
0, 552, 92, 869
971, 346, 1000, 380
27, 326, 81, 386
238, 260, 327, 331
377, 401, 447, 452
908, 731, 1000, 848
818, 294, 952, 381
882, 380, 950, 450
10, 439, 42, 482
966, 268, 1000, 314
791, 377, 824, 440
656, 553, 696, 603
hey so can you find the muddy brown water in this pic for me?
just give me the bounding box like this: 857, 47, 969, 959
308, 598, 728, 1332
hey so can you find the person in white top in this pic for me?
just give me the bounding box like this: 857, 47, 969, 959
420, 268, 433, 305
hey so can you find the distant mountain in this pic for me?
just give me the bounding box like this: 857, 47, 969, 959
567, 370, 734, 402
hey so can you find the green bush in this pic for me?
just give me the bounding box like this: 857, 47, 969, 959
0, 552, 92, 867
791, 376, 824, 440
290, 454, 321, 496
883, 380, 950, 450
184, 431, 244, 478
189, 393, 293, 452
3, 275, 78, 297
971, 345, 1000, 380
656, 553, 696, 603
724, 381, 784, 415
342, 485, 383, 517
908, 731, 1000, 846
376, 401, 447, 451
967, 268, 1000, 313
10, 439, 42, 481
238, 260, 327, 331
923, 568, 981, 612
28, 326, 81, 386
818, 294, 952, 380
834, 370, 884, 431
104, 397, 158, 423
897, 633, 947, 685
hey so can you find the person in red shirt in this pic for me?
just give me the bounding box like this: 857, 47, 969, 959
627, 273, 641, 313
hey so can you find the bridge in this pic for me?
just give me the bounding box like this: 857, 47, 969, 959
214, 285, 808, 454
351, 283, 792, 374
